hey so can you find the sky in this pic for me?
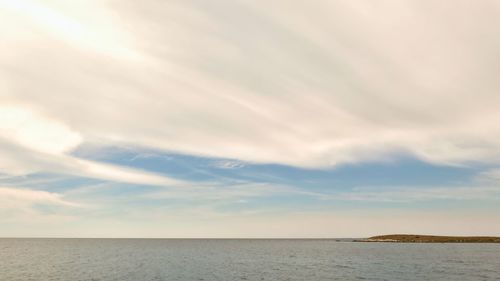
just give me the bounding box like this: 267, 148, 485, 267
1, 0, 500, 238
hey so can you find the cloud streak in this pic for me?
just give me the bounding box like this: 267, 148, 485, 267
0, 104, 183, 186
2, 0, 500, 236
331, 185, 500, 202
2, 0, 500, 170
0, 186, 81, 224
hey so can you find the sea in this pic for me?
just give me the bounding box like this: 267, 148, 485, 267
0, 239, 499, 281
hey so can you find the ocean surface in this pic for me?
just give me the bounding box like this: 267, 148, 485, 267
0, 239, 499, 281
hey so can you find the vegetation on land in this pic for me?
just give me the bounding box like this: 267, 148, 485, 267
357, 234, 500, 243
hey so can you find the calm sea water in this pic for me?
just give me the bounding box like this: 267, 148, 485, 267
0, 239, 499, 281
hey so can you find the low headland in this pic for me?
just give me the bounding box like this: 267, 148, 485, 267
356, 234, 500, 243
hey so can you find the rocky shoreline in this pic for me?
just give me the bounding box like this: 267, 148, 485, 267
355, 234, 500, 243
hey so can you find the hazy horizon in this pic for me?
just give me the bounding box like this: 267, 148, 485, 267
1, 0, 500, 238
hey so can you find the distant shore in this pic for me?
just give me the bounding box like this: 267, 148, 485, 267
355, 234, 500, 243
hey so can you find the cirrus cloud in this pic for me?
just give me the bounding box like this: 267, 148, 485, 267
2, 0, 500, 172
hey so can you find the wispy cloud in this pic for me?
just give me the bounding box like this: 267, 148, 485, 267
0, 104, 184, 186
211, 160, 246, 169
143, 182, 294, 202
331, 185, 500, 203
2, 0, 500, 170
313, 169, 500, 202
2, 0, 500, 236
0, 186, 78, 207
0, 186, 81, 223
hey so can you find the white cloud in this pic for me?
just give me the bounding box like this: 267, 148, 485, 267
1, 0, 500, 174
331, 185, 500, 202
0, 0, 142, 59
72, 158, 183, 186
0, 104, 81, 154
0, 104, 183, 186
211, 160, 246, 169
0, 186, 77, 207
143, 182, 294, 202
0, 186, 80, 223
